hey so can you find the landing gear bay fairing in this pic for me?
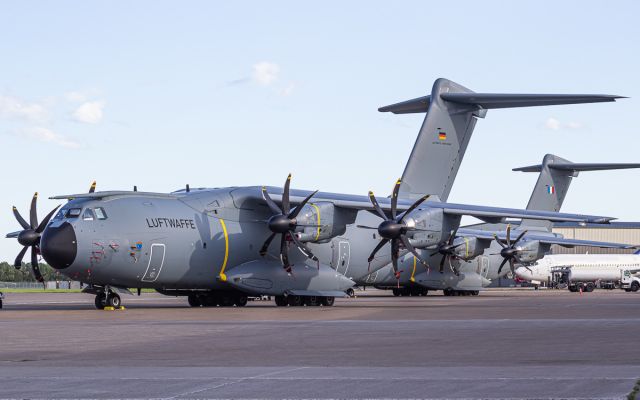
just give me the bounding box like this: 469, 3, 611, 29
6, 78, 634, 308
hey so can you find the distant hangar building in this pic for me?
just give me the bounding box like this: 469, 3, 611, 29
551, 222, 640, 254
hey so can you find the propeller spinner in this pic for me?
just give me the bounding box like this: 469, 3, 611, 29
260, 174, 319, 274
359, 179, 430, 281
7, 193, 60, 283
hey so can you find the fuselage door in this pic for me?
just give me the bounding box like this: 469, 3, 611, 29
336, 241, 351, 275
479, 256, 489, 278
142, 243, 166, 282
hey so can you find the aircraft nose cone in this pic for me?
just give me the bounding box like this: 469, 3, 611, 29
40, 222, 77, 269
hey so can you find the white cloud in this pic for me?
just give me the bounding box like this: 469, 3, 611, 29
279, 82, 296, 96
72, 101, 105, 124
544, 117, 584, 131
21, 127, 80, 149
252, 61, 280, 86
0, 95, 49, 122
65, 91, 88, 102
545, 117, 561, 131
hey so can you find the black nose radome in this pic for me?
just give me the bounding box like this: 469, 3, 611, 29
41, 222, 77, 269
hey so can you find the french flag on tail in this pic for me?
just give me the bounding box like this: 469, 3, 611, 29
546, 185, 555, 194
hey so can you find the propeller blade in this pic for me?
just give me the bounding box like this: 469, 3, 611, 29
280, 234, 291, 273
390, 178, 401, 220
259, 233, 277, 257
493, 234, 507, 248
498, 257, 509, 274
367, 239, 390, 263
506, 224, 511, 247
36, 205, 60, 233
399, 236, 429, 266
390, 240, 400, 273
29, 192, 38, 229
448, 256, 458, 276
447, 230, 456, 246
31, 246, 44, 283
14, 246, 28, 268
509, 258, 516, 275
288, 190, 318, 219
368, 191, 388, 221
289, 232, 318, 262
439, 255, 446, 273
282, 174, 292, 215
399, 194, 430, 223
12, 207, 30, 230
356, 225, 379, 230
261, 186, 282, 215
89, 181, 97, 193
512, 230, 528, 246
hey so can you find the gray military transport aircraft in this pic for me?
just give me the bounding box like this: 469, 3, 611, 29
364, 154, 640, 296
5, 78, 631, 309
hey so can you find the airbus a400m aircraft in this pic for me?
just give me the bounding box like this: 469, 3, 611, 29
6, 78, 631, 309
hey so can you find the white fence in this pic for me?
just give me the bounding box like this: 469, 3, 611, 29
0, 281, 82, 289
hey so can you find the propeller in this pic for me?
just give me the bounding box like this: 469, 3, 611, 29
259, 174, 319, 274
358, 179, 430, 281
430, 229, 463, 276
7, 193, 60, 283
492, 225, 529, 276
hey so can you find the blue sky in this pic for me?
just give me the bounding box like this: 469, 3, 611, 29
1, 1, 639, 261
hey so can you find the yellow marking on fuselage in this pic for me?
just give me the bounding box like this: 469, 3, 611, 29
310, 203, 321, 241
410, 256, 417, 282
218, 219, 230, 282
464, 237, 469, 258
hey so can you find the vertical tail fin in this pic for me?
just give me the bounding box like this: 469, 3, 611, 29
379, 79, 623, 201
515, 155, 640, 230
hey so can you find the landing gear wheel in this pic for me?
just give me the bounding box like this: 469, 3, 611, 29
188, 294, 202, 307
320, 296, 335, 306
94, 294, 106, 309
305, 296, 319, 306
234, 295, 248, 307
275, 296, 288, 307
288, 295, 303, 307
392, 288, 400, 297
220, 294, 234, 307
108, 293, 121, 308
345, 288, 355, 298
472, 291, 479, 296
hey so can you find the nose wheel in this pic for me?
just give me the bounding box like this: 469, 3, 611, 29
94, 292, 121, 309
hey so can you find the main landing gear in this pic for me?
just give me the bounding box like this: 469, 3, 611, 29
274, 295, 335, 307
392, 287, 429, 297
187, 291, 248, 307
443, 288, 479, 296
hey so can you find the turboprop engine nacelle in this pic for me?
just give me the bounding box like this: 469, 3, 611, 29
293, 202, 353, 243
401, 208, 450, 249
452, 237, 493, 261
515, 241, 550, 263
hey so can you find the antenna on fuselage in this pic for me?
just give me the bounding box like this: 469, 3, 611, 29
133, 185, 137, 192
186, 184, 190, 193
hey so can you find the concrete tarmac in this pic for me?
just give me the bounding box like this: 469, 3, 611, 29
1, 289, 639, 399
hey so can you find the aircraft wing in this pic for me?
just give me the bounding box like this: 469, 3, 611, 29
259, 188, 615, 224
457, 228, 637, 249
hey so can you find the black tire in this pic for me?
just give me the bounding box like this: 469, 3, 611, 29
220, 294, 234, 307
108, 293, 121, 308
586, 283, 595, 293
234, 295, 248, 307
288, 295, 303, 307
320, 296, 335, 306
472, 291, 479, 296
631, 281, 640, 292
0, 299, 2, 309
392, 288, 400, 297
345, 288, 355, 298
94, 295, 106, 309
188, 294, 201, 307
305, 296, 319, 306
274, 296, 288, 306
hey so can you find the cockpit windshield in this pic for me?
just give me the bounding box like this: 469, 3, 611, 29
53, 206, 108, 221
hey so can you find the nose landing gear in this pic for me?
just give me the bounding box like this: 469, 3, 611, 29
93, 288, 122, 309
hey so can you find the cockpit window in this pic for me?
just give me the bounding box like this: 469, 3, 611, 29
94, 207, 108, 220
53, 209, 65, 221
65, 208, 82, 218
83, 208, 95, 221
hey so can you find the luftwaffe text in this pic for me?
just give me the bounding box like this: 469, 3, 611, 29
146, 218, 196, 229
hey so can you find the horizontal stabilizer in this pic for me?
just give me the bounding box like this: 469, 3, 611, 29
514, 162, 640, 173
379, 93, 624, 114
